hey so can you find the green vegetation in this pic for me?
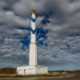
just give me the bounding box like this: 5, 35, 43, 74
0, 73, 68, 78
0, 75, 62, 78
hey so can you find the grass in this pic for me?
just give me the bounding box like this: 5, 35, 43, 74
0, 73, 68, 78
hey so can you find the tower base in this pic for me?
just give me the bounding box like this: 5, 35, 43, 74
17, 65, 48, 75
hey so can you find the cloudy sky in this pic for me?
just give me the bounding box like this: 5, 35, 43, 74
0, 0, 80, 71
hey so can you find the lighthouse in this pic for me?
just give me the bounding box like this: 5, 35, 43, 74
29, 10, 37, 66
17, 10, 48, 75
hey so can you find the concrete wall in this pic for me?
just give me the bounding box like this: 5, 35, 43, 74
17, 66, 48, 75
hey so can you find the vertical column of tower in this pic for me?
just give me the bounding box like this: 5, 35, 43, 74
29, 10, 37, 66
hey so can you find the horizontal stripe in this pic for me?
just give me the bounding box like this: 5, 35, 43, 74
30, 42, 37, 45
30, 27, 36, 34
31, 17, 36, 22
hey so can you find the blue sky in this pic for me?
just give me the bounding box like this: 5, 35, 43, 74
0, 0, 80, 71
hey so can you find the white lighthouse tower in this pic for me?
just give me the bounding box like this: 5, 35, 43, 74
29, 10, 37, 66
17, 10, 48, 75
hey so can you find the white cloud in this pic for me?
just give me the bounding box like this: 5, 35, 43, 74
0, 0, 80, 69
